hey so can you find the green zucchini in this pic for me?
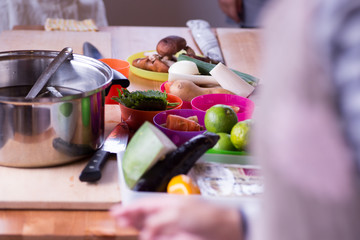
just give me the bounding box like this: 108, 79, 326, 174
132, 132, 220, 192
177, 54, 259, 87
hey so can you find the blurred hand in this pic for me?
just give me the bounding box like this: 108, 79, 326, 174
111, 196, 243, 240
218, 0, 243, 23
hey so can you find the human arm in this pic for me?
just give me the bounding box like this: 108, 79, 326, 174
217, 0, 243, 23
110, 196, 244, 240
251, 1, 360, 240
218, 0, 270, 27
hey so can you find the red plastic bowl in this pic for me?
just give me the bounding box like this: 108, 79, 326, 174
119, 94, 183, 130
153, 109, 206, 146
191, 93, 254, 121
160, 81, 192, 109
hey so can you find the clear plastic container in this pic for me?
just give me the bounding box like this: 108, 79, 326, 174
117, 151, 261, 209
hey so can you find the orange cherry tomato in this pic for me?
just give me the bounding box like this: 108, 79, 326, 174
167, 174, 201, 195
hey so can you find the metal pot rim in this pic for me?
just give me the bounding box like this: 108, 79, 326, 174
0, 50, 113, 103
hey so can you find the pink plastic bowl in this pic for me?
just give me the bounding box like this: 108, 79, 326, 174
160, 81, 192, 109
191, 94, 255, 121
153, 109, 206, 146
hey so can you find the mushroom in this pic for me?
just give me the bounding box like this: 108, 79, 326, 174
156, 36, 195, 57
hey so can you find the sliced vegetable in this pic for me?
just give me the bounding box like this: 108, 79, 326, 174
165, 114, 202, 131
186, 116, 199, 123
177, 54, 259, 86
122, 121, 177, 189
210, 62, 255, 97
132, 132, 220, 192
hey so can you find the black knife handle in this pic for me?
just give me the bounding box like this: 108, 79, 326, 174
79, 150, 110, 182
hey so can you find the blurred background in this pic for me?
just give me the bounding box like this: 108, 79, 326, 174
103, 0, 236, 28
0, 0, 236, 34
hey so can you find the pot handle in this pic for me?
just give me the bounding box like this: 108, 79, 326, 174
105, 70, 130, 104
105, 70, 130, 95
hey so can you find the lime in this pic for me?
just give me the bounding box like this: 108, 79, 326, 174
213, 132, 237, 151
204, 104, 238, 133
230, 119, 251, 151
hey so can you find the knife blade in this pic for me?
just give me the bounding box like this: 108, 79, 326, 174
79, 122, 129, 182
186, 19, 225, 64
83, 41, 130, 89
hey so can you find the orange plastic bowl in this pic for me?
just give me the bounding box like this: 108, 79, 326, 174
119, 94, 183, 130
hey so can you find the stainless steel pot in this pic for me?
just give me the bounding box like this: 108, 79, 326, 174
0, 50, 113, 167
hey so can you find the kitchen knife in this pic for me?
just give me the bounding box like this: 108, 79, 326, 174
83, 41, 130, 90
186, 19, 225, 64
79, 122, 129, 182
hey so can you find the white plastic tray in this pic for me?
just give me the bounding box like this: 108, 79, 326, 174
117, 152, 261, 210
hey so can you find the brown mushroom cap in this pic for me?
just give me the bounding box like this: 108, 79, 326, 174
156, 36, 187, 57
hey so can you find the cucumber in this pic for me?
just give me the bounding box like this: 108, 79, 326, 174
122, 122, 177, 189
177, 54, 259, 87
132, 132, 220, 192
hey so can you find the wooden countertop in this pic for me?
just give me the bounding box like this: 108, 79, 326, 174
0, 26, 261, 239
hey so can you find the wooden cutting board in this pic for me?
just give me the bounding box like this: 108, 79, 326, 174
0, 31, 119, 210
0, 105, 122, 210
0, 30, 112, 56
216, 28, 261, 78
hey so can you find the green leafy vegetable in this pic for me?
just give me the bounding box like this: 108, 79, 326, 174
112, 89, 179, 111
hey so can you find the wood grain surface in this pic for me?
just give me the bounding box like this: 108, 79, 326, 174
0, 26, 261, 239
1, 209, 138, 239
0, 30, 119, 210
0, 105, 122, 210
0, 30, 112, 56
216, 28, 261, 78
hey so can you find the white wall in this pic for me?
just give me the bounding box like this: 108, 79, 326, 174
103, 0, 237, 28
